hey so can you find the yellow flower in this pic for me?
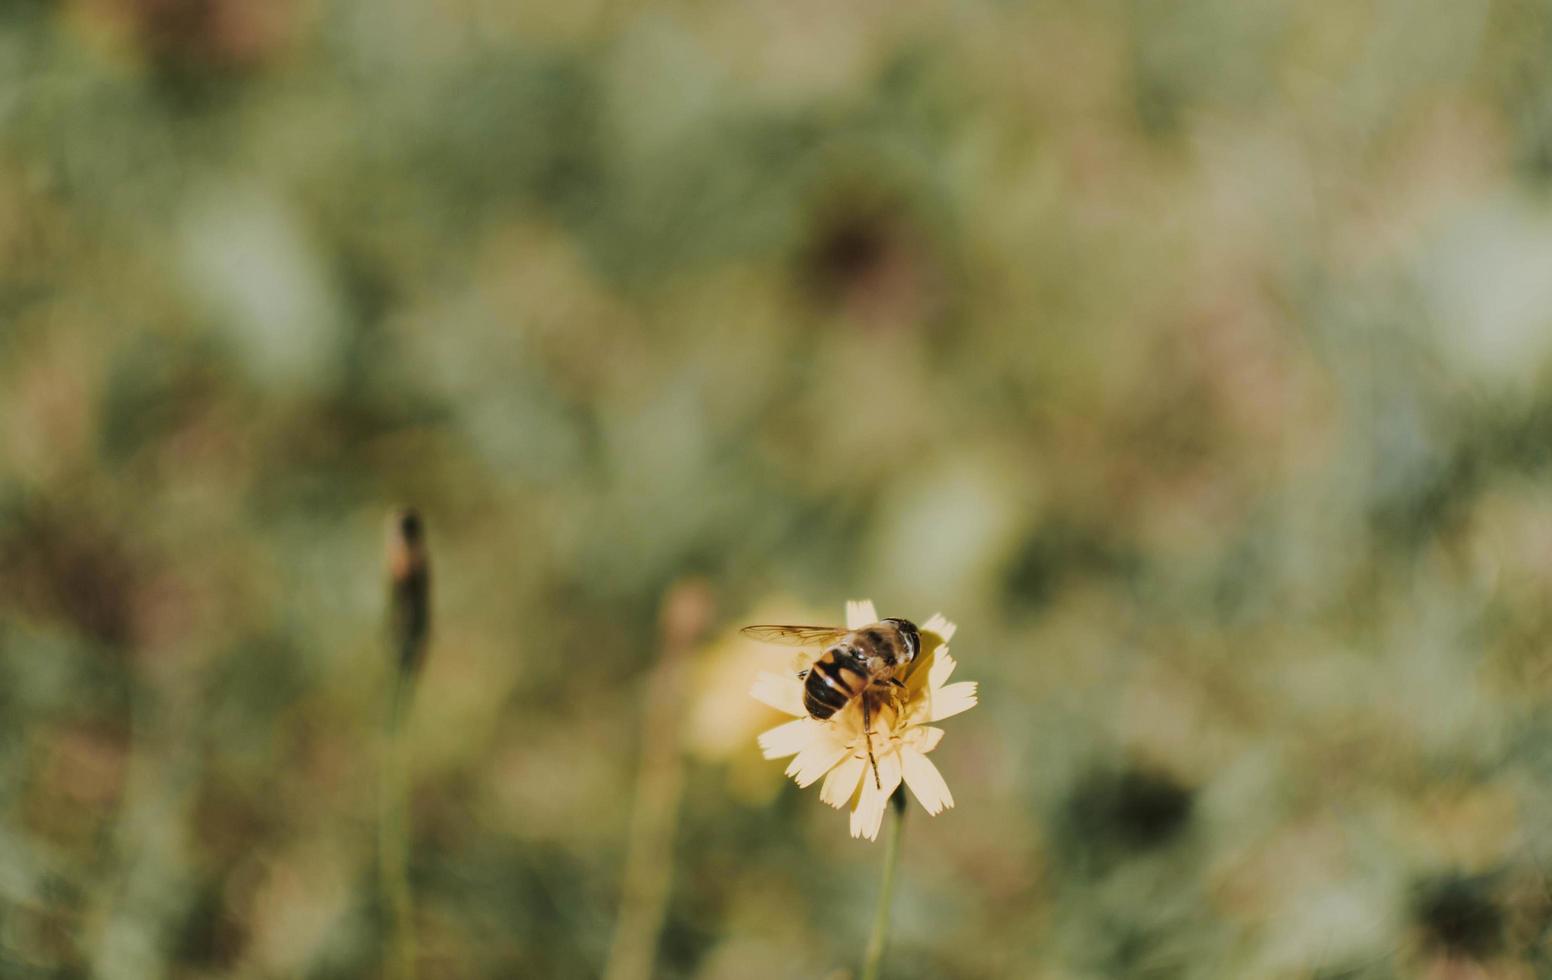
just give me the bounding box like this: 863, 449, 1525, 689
749, 599, 978, 840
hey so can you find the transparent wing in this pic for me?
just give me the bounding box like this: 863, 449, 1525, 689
740, 624, 849, 647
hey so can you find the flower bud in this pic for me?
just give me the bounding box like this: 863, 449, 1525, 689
386, 508, 430, 676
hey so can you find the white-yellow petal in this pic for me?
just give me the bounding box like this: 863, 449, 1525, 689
845, 599, 879, 630
848, 753, 903, 840
786, 736, 848, 788
922, 613, 956, 642
827, 700, 864, 738
928, 651, 958, 689
758, 718, 820, 760
820, 755, 866, 808
750, 671, 808, 717
904, 725, 945, 754
930, 681, 978, 721
900, 747, 955, 815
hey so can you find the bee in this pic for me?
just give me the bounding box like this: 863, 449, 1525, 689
741, 617, 922, 789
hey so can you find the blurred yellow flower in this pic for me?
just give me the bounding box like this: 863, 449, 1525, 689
749, 599, 977, 840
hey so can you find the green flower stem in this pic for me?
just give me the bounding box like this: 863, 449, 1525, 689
860, 789, 906, 980
380, 666, 416, 980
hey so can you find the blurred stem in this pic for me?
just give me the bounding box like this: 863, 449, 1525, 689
860, 790, 906, 980
380, 665, 416, 980
382, 508, 428, 980
603, 581, 712, 980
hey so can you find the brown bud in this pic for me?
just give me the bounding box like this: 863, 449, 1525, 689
386, 508, 430, 676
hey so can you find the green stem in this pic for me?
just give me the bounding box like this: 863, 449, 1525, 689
860, 790, 906, 980
380, 667, 416, 980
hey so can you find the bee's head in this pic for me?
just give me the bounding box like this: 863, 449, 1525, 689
884, 618, 921, 662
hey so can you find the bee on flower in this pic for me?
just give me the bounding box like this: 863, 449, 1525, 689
745, 600, 977, 840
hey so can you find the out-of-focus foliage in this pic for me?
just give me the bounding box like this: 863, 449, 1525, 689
7, 1, 1552, 977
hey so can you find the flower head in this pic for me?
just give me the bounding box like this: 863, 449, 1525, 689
749, 599, 978, 840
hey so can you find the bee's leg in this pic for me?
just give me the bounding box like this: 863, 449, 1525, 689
862, 693, 881, 790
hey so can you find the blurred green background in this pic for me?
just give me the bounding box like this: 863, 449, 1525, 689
8, 1, 1552, 977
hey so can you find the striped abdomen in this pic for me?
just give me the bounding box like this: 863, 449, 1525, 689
803, 651, 867, 719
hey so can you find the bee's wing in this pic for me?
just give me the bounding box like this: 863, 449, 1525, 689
740, 625, 849, 647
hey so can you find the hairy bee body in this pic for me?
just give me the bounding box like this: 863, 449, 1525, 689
800, 619, 921, 720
